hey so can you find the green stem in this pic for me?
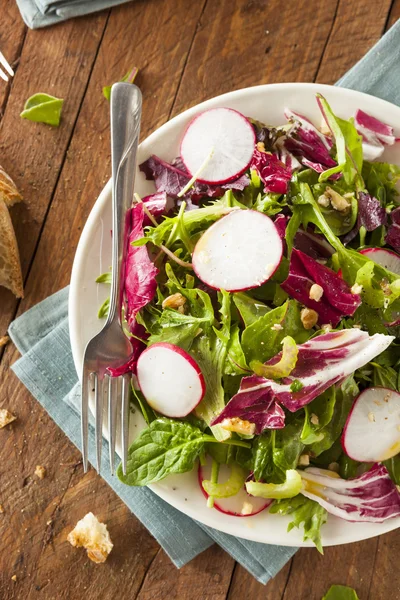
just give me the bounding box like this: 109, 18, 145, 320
206, 459, 219, 509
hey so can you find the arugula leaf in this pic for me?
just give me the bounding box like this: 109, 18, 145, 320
117, 418, 209, 486
20, 93, 64, 126
371, 363, 398, 390
232, 292, 271, 327
96, 271, 112, 284
270, 495, 327, 553
241, 300, 310, 365
103, 66, 138, 101
322, 585, 359, 600
252, 192, 287, 216
131, 386, 157, 426
362, 161, 400, 206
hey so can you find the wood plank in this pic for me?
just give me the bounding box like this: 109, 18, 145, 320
0, 1, 26, 117
315, 0, 392, 83
228, 561, 292, 599
0, 1, 214, 598
366, 530, 400, 600
170, 0, 338, 118
0, 11, 108, 343
386, 0, 400, 27
135, 544, 235, 600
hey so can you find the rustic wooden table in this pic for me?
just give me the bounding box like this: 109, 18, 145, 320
1, 1, 400, 598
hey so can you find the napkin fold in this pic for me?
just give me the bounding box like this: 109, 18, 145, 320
16, 0, 132, 28
8, 17, 400, 584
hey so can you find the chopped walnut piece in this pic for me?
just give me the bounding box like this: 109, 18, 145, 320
162, 293, 186, 310
220, 417, 256, 436
34, 465, 46, 480
300, 308, 318, 330
368, 411, 375, 423
317, 194, 330, 208
67, 512, 113, 564
0, 409, 16, 429
325, 187, 351, 212
310, 413, 319, 425
309, 284, 324, 302
298, 454, 310, 466
351, 283, 363, 295
0, 335, 9, 347
241, 501, 254, 515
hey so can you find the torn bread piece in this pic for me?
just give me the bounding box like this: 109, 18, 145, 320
67, 512, 113, 564
0, 197, 23, 297
0, 409, 16, 429
0, 165, 22, 208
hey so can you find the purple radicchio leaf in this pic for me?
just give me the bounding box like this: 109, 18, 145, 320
386, 207, 400, 253
358, 191, 387, 231
301, 158, 342, 180
299, 464, 400, 522
283, 108, 336, 168
281, 248, 361, 326
139, 154, 249, 202
142, 191, 169, 226
250, 148, 292, 194
107, 321, 147, 376
124, 202, 158, 327
294, 228, 335, 260
354, 109, 398, 161
212, 329, 393, 426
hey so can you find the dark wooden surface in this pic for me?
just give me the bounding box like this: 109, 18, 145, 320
0, 1, 399, 598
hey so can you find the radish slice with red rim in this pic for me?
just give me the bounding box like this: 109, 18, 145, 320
137, 342, 205, 417
192, 209, 283, 292
360, 247, 400, 274
342, 387, 400, 462
198, 459, 271, 517
180, 107, 256, 184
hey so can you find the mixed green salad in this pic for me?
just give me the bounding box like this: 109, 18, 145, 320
98, 93, 400, 551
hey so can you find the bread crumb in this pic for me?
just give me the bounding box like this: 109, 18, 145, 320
309, 284, 324, 302
298, 454, 310, 466
0, 335, 9, 347
300, 308, 318, 330
310, 413, 319, 425
67, 512, 113, 564
0, 409, 16, 429
34, 465, 46, 480
11, 575, 17, 582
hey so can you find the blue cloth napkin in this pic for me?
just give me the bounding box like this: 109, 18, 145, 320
8, 18, 400, 584
16, 0, 132, 28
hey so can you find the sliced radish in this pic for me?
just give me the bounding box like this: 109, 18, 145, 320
192, 210, 283, 292
342, 387, 400, 462
180, 107, 256, 184
137, 342, 205, 417
198, 459, 271, 516
360, 247, 400, 275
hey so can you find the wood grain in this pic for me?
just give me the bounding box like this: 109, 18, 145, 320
0, 2, 26, 117
0, 0, 398, 598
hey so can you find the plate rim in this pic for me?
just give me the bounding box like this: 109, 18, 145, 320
69, 81, 400, 547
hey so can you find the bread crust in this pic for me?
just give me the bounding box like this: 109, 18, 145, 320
0, 197, 24, 297
0, 165, 23, 207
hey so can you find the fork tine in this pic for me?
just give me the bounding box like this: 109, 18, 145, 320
81, 369, 90, 473
121, 375, 130, 475
94, 375, 104, 474
0, 68, 8, 82
108, 375, 119, 475
0, 51, 14, 77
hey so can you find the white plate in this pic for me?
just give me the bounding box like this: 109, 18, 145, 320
69, 82, 400, 547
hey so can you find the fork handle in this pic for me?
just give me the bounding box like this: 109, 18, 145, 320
107, 83, 142, 326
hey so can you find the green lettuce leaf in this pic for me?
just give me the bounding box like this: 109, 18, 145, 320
269, 495, 327, 553
232, 292, 271, 327
322, 585, 359, 600
21, 93, 64, 126
362, 160, 400, 206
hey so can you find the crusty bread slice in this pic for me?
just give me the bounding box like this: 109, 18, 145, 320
0, 197, 23, 297
0, 164, 23, 207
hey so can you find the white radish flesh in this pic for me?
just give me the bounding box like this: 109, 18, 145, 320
360, 247, 400, 275
180, 108, 256, 184
137, 342, 205, 417
342, 387, 400, 462
192, 210, 283, 291
198, 460, 271, 517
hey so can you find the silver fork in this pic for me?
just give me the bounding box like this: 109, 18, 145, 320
81, 82, 142, 475
0, 51, 14, 82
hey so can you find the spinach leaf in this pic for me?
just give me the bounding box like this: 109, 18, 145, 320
270, 495, 327, 553
384, 454, 400, 485
21, 93, 64, 126
301, 386, 336, 445
118, 418, 209, 486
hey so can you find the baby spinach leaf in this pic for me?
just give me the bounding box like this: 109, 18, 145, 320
384, 454, 400, 485
21, 93, 64, 126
